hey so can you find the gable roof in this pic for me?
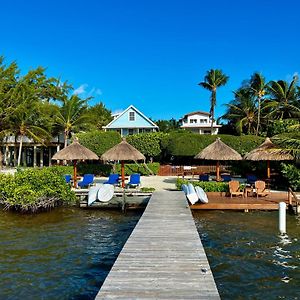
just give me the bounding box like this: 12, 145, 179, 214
103, 105, 158, 129
182, 111, 211, 118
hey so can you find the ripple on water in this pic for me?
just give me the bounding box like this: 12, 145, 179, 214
0, 208, 142, 300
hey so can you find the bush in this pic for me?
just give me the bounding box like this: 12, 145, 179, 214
77, 162, 113, 176
0, 167, 76, 212
176, 178, 229, 192
281, 164, 300, 191
76, 130, 121, 156
115, 162, 160, 176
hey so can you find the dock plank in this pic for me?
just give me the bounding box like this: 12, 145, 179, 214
96, 191, 220, 299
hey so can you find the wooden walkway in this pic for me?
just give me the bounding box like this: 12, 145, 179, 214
96, 191, 220, 299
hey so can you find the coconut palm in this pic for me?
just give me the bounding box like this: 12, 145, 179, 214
199, 69, 229, 134
223, 88, 257, 135
55, 95, 89, 148
248, 73, 267, 135
264, 76, 300, 119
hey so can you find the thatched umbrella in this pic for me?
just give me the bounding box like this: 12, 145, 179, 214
52, 138, 99, 188
101, 139, 145, 188
244, 137, 293, 178
194, 138, 242, 181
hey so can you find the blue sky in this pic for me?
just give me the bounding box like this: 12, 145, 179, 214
1, 0, 299, 121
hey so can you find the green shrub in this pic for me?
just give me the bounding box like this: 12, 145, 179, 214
176, 178, 229, 192
0, 167, 76, 212
76, 130, 121, 156
77, 163, 113, 176
281, 164, 300, 191
115, 162, 160, 176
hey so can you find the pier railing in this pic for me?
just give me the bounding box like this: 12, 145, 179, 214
288, 188, 300, 214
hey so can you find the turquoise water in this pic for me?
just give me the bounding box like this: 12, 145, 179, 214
0, 208, 142, 300
193, 211, 300, 300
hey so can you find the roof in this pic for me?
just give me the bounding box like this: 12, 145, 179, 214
103, 105, 158, 129
181, 111, 211, 119
194, 138, 242, 161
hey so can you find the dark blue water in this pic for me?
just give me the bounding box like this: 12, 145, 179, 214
193, 211, 300, 300
0, 208, 142, 300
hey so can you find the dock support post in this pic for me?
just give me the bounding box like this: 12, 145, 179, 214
279, 202, 286, 234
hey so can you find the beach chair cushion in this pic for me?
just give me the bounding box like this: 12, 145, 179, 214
104, 174, 120, 185
127, 174, 141, 187
64, 174, 72, 184
78, 174, 94, 188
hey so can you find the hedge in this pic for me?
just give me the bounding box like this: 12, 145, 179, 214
281, 164, 300, 191
0, 166, 76, 212
115, 162, 160, 176
176, 178, 230, 192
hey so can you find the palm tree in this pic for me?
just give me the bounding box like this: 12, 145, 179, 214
199, 69, 229, 134
264, 76, 300, 119
223, 88, 257, 135
55, 95, 89, 148
248, 73, 266, 135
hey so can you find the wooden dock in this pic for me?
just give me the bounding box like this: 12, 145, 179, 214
96, 191, 220, 299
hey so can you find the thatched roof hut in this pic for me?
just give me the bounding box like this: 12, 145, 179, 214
244, 137, 293, 161
244, 137, 293, 179
101, 140, 145, 161
194, 138, 242, 161
52, 139, 98, 187
194, 138, 242, 181
101, 139, 145, 188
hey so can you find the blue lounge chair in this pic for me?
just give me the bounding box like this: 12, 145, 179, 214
78, 174, 94, 188
104, 174, 120, 185
64, 174, 72, 184
127, 174, 141, 188
221, 174, 232, 182
246, 175, 257, 185
199, 174, 209, 181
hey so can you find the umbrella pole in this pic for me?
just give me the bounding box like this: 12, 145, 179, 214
267, 160, 270, 179
216, 160, 220, 181
121, 161, 125, 188
73, 160, 77, 188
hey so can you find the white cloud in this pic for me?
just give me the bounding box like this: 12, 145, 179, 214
73, 84, 88, 95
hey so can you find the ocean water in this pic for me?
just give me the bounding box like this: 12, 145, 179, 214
0, 208, 142, 300
193, 211, 300, 300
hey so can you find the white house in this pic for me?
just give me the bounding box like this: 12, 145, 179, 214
179, 111, 221, 134
103, 105, 159, 137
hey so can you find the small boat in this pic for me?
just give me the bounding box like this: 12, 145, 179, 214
186, 183, 198, 205
195, 186, 209, 203
97, 184, 114, 202
88, 185, 102, 206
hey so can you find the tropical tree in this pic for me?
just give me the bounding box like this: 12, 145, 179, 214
264, 76, 300, 119
85, 102, 112, 130
248, 73, 267, 135
223, 88, 257, 135
55, 95, 89, 148
199, 69, 229, 134
155, 118, 180, 132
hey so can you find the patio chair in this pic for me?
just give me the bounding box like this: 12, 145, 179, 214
78, 174, 94, 188
64, 174, 72, 184
221, 174, 232, 182
246, 174, 257, 185
229, 180, 244, 198
103, 174, 120, 185
254, 180, 271, 198
127, 174, 141, 188
199, 174, 209, 181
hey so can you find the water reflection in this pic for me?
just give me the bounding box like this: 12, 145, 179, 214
0, 208, 142, 300
193, 211, 300, 299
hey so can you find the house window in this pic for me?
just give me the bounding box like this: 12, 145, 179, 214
128, 129, 134, 135
190, 119, 197, 124
203, 130, 211, 134
129, 111, 135, 121
200, 119, 207, 123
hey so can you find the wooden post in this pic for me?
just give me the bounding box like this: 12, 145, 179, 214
216, 160, 220, 181
267, 160, 270, 179
73, 160, 77, 188
121, 161, 125, 188
48, 147, 52, 166
33, 145, 37, 167
40, 147, 44, 167
56, 144, 60, 165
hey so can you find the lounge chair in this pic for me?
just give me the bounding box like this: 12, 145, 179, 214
229, 180, 244, 198
64, 174, 72, 184
103, 174, 120, 185
254, 180, 271, 198
127, 174, 141, 188
246, 174, 257, 185
78, 174, 94, 188
221, 174, 232, 182
199, 174, 209, 181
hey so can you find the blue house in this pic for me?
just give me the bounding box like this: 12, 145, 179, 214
103, 105, 159, 136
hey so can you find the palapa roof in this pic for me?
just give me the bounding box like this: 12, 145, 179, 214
194, 138, 242, 161
52, 139, 99, 161
244, 137, 293, 161
101, 139, 145, 161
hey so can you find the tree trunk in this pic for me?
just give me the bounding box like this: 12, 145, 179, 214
256, 97, 261, 135
64, 130, 68, 148
210, 90, 216, 135
17, 135, 24, 167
